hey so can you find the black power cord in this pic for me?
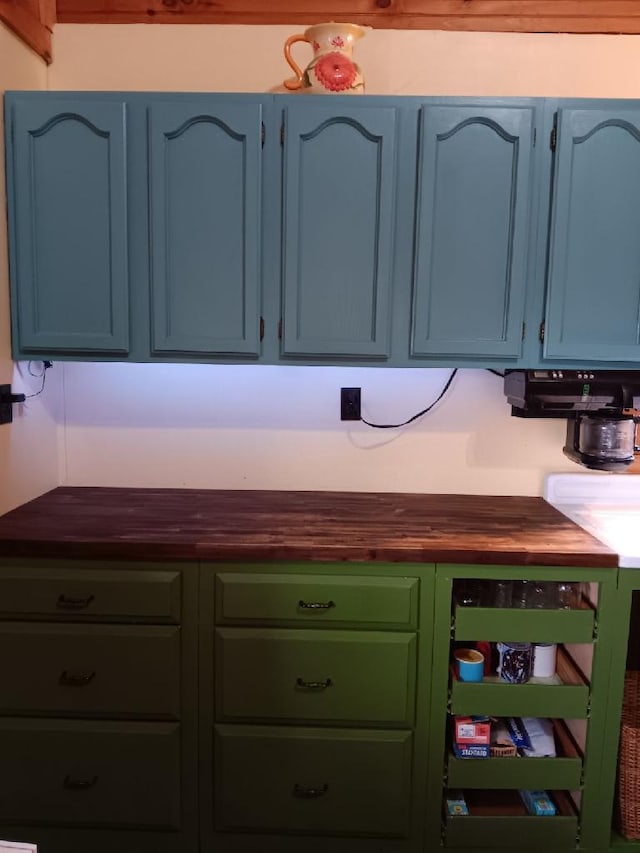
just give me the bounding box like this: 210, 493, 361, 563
361, 369, 458, 429
25, 360, 53, 398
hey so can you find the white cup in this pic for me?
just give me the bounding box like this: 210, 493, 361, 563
532, 643, 557, 678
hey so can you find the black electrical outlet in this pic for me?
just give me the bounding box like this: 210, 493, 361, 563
340, 387, 361, 421
0, 384, 13, 425
0, 384, 26, 425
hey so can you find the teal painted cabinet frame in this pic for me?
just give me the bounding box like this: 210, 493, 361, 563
544, 104, 640, 363
7, 98, 130, 356
7, 92, 640, 369
412, 103, 535, 360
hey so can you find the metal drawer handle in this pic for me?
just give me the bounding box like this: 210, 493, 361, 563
57, 594, 95, 610
59, 670, 96, 687
63, 775, 98, 790
298, 599, 335, 611
293, 783, 328, 799
295, 677, 333, 691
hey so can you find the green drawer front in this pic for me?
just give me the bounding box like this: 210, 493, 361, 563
450, 680, 589, 719
216, 628, 416, 726
215, 573, 419, 628
447, 755, 582, 791
215, 724, 412, 837
0, 566, 181, 622
454, 606, 595, 643
0, 623, 181, 718
447, 719, 582, 790
0, 718, 181, 829
445, 813, 579, 848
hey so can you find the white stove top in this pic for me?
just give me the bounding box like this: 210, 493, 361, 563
544, 473, 640, 568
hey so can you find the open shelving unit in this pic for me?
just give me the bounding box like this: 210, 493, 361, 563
425, 564, 619, 853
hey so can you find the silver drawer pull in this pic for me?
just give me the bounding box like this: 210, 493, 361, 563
295, 677, 332, 691
57, 594, 95, 610
298, 599, 335, 611
59, 670, 96, 687
293, 783, 328, 799
63, 775, 98, 790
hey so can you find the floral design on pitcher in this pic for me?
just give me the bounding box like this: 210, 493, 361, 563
331, 35, 345, 47
311, 52, 360, 92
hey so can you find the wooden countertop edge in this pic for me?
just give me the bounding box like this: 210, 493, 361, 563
0, 539, 618, 568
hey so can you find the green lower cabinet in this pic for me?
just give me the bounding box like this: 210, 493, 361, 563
454, 604, 595, 644
215, 572, 419, 629
427, 564, 619, 853
214, 724, 412, 837
450, 669, 589, 718
215, 627, 416, 726
447, 721, 582, 790
444, 790, 579, 849
0, 622, 181, 718
0, 718, 181, 829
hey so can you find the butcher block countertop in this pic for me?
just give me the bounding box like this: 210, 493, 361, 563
0, 487, 618, 568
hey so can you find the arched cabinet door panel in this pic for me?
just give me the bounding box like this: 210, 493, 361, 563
9, 99, 129, 356
412, 104, 535, 359
148, 101, 262, 357
280, 103, 397, 359
545, 108, 640, 362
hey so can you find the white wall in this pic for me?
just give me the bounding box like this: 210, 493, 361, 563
0, 24, 61, 515
39, 26, 640, 495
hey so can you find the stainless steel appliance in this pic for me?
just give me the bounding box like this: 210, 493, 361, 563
504, 370, 640, 472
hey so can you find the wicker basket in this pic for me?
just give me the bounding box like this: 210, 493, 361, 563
618, 670, 640, 839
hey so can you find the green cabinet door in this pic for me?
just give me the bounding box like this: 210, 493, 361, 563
216, 628, 416, 726
148, 100, 263, 357
280, 102, 397, 359
215, 724, 412, 837
545, 105, 640, 361
0, 718, 181, 830
6, 96, 129, 357
412, 103, 535, 359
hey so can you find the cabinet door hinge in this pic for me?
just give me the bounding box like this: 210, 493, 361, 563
533, 127, 537, 147
278, 319, 283, 339
539, 321, 545, 343
261, 122, 265, 148
259, 316, 265, 342
280, 123, 285, 146
550, 115, 558, 152
522, 322, 526, 341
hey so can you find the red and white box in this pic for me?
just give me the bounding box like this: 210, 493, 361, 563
454, 716, 491, 745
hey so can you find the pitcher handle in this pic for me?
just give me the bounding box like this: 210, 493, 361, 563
283, 34, 308, 90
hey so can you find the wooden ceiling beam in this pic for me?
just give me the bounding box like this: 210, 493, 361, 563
0, 0, 54, 62
55, 0, 640, 33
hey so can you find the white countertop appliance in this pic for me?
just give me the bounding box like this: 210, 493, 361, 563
545, 473, 640, 568
505, 370, 640, 472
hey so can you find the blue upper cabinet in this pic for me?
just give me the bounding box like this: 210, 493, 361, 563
280, 103, 397, 359
412, 104, 535, 360
8, 98, 129, 356
148, 102, 262, 357
544, 106, 640, 362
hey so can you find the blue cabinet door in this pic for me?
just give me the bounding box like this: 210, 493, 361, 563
280, 103, 397, 359
149, 101, 262, 357
412, 104, 535, 359
545, 107, 640, 362
8, 98, 129, 356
